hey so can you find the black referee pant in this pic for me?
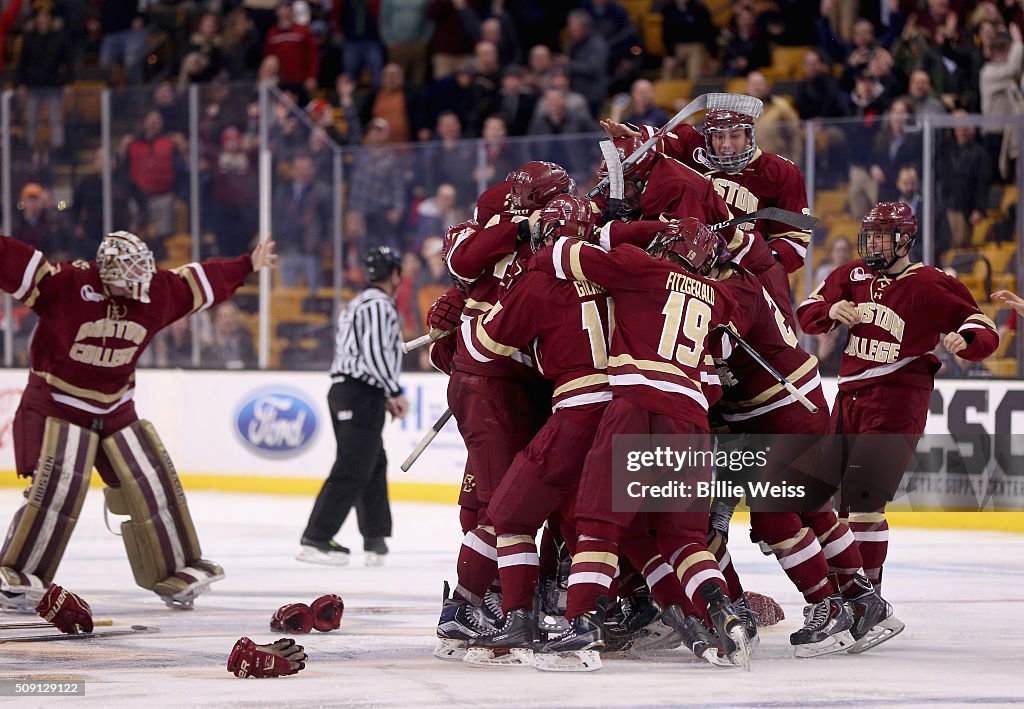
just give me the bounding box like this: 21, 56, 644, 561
303, 378, 392, 543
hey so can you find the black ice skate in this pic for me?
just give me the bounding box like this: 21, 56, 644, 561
435, 581, 492, 661
790, 594, 856, 657
533, 599, 606, 672
296, 537, 351, 566
701, 582, 754, 670
659, 604, 733, 666
733, 593, 761, 651
847, 585, 905, 654
604, 589, 660, 653
464, 608, 539, 667
363, 537, 388, 567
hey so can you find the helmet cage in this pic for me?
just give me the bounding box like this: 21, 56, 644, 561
704, 110, 757, 173
97, 231, 155, 303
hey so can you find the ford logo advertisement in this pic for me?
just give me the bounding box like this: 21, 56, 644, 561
234, 386, 319, 458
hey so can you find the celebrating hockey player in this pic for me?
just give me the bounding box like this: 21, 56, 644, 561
0, 230, 276, 611
797, 202, 998, 651
529, 219, 753, 671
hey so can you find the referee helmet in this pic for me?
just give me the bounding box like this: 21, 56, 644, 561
364, 246, 402, 282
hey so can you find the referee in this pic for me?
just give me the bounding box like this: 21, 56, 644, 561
298, 247, 409, 567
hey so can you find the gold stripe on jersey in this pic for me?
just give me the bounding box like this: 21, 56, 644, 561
32, 368, 136, 403
464, 297, 495, 313
22, 261, 55, 309
963, 313, 997, 329
896, 263, 926, 280
475, 318, 518, 358
553, 374, 610, 398
609, 353, 690, 379
567, 241, 588, 282
720, 354, 818, 409
574, 551, 619, 566
171, 266, 205, 314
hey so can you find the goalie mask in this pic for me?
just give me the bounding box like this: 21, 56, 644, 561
647, 217, 722, 276
858, 202, 917, 271
97, 231, 156, 303
704, 109, 757, 173
507, 161, 576, 211
535, 195, 597, 251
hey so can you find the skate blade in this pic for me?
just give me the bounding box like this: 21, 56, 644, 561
794, 630, 856, 658
727, 626, 752, 670
160, 572, 224, 610
533, 650, 602, 672
364, 552, 386, 567
630, 624, 683, 654
295, 548, 350, 566
847, 615, 905, 654
463, 646, 534, 667
433, 637, 468, 661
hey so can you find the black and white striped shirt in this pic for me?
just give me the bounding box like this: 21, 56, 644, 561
330, 287, 403, 397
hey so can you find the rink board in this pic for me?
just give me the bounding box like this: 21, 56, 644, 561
0, 369, 1021, 531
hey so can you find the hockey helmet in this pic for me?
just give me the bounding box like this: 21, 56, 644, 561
97, 231, 156, 303
703, 108, 757, 173
536, 195, 598, 250
858, 202, 917, 271
364, 246, 402, 282
507, 161, 576, 211
648, 218, 722, 276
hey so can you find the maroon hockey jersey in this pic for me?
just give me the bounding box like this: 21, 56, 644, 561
0, 236, 253, 414
460, 269, 612, 411
714, 266, 820, 423
533, 239, 734, 425
797, 261, 998, 391
655, 124, 811, 274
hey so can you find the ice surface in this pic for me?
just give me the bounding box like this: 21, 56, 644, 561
1, 489, 1022, 708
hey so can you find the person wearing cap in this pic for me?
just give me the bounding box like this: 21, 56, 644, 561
298, 247, 409, 567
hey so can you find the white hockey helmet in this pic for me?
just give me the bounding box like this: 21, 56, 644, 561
97, 231, 156, 303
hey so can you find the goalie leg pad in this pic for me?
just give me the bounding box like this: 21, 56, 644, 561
0, 418, 98, 596
101, 421, 223, 604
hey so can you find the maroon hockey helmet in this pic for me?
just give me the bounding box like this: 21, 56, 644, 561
704, 108, 757, 173
536, 194, 598, 249
596, 132, 658, 184
441, 220, 479, 292
507, 161, 576, 211
858, 202, 918, 271
648, 218, 722, 276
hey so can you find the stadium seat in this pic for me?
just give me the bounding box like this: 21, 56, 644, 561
652, 79, 692, 111
642, 14, 665, 56
622, 0, 652, 26
769, 45, 813, 80
986, 357, 1018, 376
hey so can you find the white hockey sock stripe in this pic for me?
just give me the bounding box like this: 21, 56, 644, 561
463, 530, 498, 561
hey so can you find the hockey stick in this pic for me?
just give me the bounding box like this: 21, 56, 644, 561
709, 207, 820, 234
0, 624, 158, 643
588, 93, 764, 200
400, 408, 454, 472
598, 138, 625, 216
0, 619, 113, 631
403, 327, 456, 354
718, 327, 819, 414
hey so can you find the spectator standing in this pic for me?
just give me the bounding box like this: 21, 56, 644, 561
120, 111, 188, 250
334, 0, 386, 90
979, 26, 1024, 180
13, 183, 64, 255
660, 0, 716, 83
795, 49, 847, 119
298, 248, 409, 567
99, 1, 149, 83
202, 302, 256, 369
497, 66, 538, 137
0, 0, 24, 76
870, 97, 923, 203
72, 149, 147, 260
904, 69, 948, 115
562, 9, 609, 118
346, 119, 409, 251
939, 111, 993, 249
273, 154, 332, 290
380, 0, 434, 86
746, 71, 802, 162
208, 127, 260, 257
427, 0, 480, 80
721, 5, 772, 77
222, 7, 263, 80
16, 4, 72, 170
264, 0, 320, 101
176, 12, 225, 87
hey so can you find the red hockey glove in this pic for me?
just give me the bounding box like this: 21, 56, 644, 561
744, 591, 785, 626
228, 637, 307, 678
310, 593, 345, 632
36, 584, 93, 634
427, 289, 465, 333
270, 603, 314, 634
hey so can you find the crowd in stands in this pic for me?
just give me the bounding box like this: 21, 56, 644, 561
0, 0, 1020, 371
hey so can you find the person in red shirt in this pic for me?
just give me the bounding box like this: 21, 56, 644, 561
798, 202, 998, 651
263, 0, 319, 100
0, 231, 276, 611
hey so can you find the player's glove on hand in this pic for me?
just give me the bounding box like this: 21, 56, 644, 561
228, 637, 307, 678
36, 584, 93, 634
427, 289, 465, 333
513, 210, 542, 242
270, 603, 314, 634
311, 593, 344, 632
743, 591, 785, 627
